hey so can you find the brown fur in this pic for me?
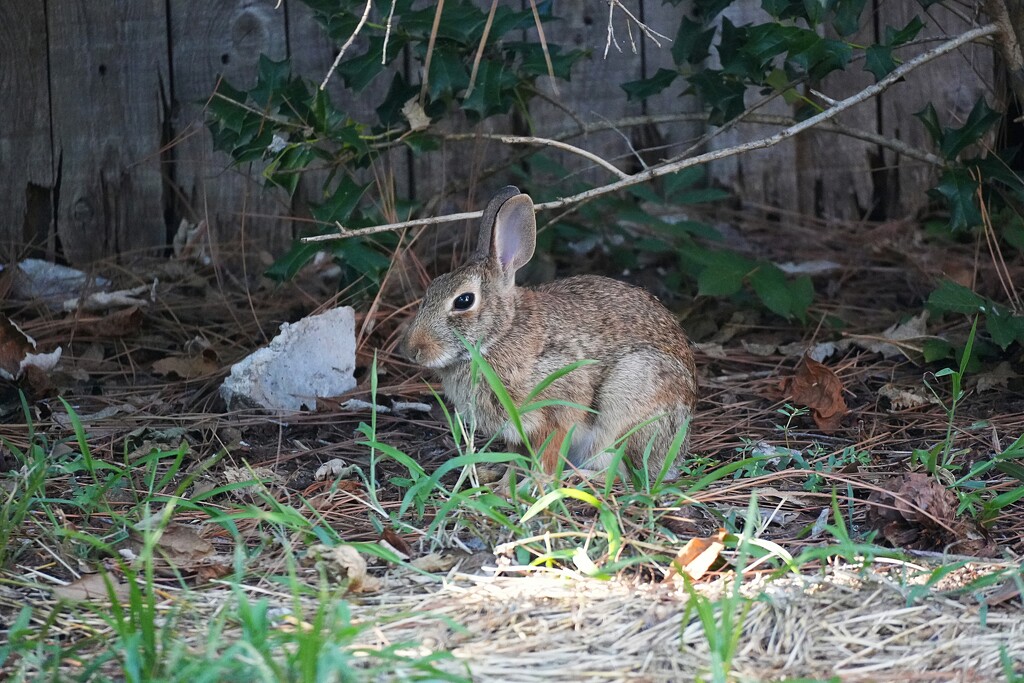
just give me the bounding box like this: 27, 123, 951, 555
402, 188, 697, 478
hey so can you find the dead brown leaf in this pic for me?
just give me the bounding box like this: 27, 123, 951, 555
410, 552, 459, 573
52, 573, 131, 603
74, 306, 144, 338
152, 354, 219, 379
129, 522, 215, 572
0, 314, 34, 379
307, 544, 382, 593
867, 473, 996, 556
381, 528, 414, 558
779, 355, 849, 433
665, 530, 727, 581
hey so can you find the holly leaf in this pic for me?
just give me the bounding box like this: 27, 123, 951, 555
622, 68, 679, 101
940, 99, 1000, 160
914, 103, 943, 145
672, 17, 716, 65
928, 168, 982, 230
688, 71, 747, 124
864, 45, 896, 81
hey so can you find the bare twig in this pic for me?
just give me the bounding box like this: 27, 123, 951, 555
381, 0, 398, 65
604, 0, 671, 58
528, 0, 558, 96
302, 23, 997, 243
441, 133, 629, 179
419, 0, 445, 103
466, 0, 499, 99
320, 0, 373, 91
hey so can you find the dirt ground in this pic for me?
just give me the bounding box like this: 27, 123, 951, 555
1, 207, 1022, 681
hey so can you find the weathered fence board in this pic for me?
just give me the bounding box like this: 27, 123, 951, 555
169, 0, 291, 254
878, 2, 993, 217
0, 1, 1000, 265
0, 3, 53, 256
47, 0, 169, 263
284, 2, 414, 226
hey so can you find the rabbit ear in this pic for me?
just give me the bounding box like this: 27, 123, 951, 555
475, 186, 522, 262
488, 192, 537, 276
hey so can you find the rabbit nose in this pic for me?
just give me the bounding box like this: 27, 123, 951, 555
401, 326, 426, 362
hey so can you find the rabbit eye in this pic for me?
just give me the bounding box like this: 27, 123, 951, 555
452, 293, 475, 311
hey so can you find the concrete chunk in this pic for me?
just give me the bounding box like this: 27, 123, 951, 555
221, 307, 356, 411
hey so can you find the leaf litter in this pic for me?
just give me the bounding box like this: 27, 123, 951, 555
1, 212, 1024, 681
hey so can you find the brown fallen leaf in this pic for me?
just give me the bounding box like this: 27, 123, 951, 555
410, 552, 459, 573
381, 528, 414, 558
128, 521, 215, 573
0, 314, 34, 379
867, 473, 996, 556
665, 530, 727, 582
74, 306, 144, 339
307, 544, 382, 593
779, 355, 849, 433
152, 354, 219, 379
52, 573, 131, 603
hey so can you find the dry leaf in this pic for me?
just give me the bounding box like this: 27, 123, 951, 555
878, 383, 933, 411
973, 361, 1016, 394
666, 530, 726, 581
308, 544, 381, 593
410, 552, 459, 573
152, 354, 218, 379
129, 521, 214, 571
0, 313, 62, 381
856, 311, 930, 358
867, 473, 995, 556
52, 573, 131, 603
74, 306, 144, 338
0, 314, 35, 379
381, 528, 414, 558
779, 355, 849, 433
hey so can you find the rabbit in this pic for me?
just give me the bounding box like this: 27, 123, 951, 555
402, 186, 697, 479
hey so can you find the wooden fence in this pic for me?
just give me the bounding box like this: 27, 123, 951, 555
0, 1, 994, 266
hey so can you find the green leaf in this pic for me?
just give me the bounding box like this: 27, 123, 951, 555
688, 70, 747, 124
923, 338, 953, 362
672, 18, 716, 65
928, 168, 982, 230
832, 0, 867, 36
985, 308, 1024, 349
338, 37, 402, 93
886, 17, 925, 46
693, 0, 733, 21
940, 98, 1001, 160
462, 59, 517, 118
1000, 211, 1024, 252
927, 280, 985, 315
789, 275, 814, 322
697, 253, 752, 297
789, 35, 853, 80
864, 45, 896, 81
249, 55, 291, 107
622, 68, 679, 101
750, 265, 797, 318
510, 42, 586, 81
914, 103, 943, 145
310, 176, 368, 227
425, 44, 470, 99
376, 72, 419, 126
265, 240, 323, 282
663, 166, 704, 195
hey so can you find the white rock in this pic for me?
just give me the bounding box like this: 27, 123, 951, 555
220, 307, 357, 411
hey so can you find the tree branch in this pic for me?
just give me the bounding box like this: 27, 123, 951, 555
301, 23, 997, 244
